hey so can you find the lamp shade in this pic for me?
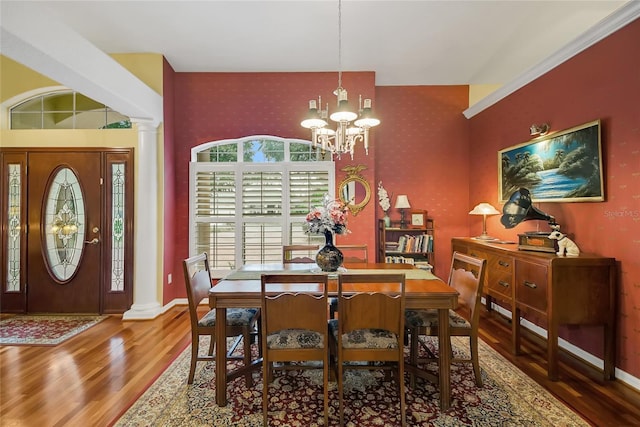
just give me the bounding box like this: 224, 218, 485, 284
394, 195, 411, 209
469, 203, 500, 216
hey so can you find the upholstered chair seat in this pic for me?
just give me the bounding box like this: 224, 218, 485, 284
405, 308, 471, 329
266, 329, 324, 349
329, 319, 398, 349
198, 307, 258, 327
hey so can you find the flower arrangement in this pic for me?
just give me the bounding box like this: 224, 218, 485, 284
378, 181, 391, 213
305, 195, 349, 235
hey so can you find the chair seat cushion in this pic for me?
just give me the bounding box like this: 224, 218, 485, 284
405, 309, 470, 328
198, 307, 258, 327
266, 329, 324, 349
328, 319, 398, 349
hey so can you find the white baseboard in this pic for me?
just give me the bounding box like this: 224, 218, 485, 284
483, 297, 640, 393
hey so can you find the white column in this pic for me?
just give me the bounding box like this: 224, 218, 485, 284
123, 119, 164, 320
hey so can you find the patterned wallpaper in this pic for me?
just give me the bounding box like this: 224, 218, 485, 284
165, 18, 638, 378
467, 18, 640, 378
374, 85, 470, 275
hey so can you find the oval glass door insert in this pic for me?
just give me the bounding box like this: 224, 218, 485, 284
44, 167, 86, 282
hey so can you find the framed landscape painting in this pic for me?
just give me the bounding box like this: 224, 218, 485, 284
498, 119, 604, 203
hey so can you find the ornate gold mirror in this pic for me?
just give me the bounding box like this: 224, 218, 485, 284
338, 165, 371, 216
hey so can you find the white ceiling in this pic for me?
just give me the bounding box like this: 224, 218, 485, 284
5, 0, 631, 87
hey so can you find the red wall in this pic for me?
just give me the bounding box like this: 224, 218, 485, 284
162, 58, 178, 304
170, 72, 378, 292
468, 18, 640, 377
375, 86, 470, 275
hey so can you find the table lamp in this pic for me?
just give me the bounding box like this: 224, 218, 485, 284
395, 195, 411, 228
469, 202, 500, 240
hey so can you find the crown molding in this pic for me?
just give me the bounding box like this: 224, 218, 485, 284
464, 1, 640, 119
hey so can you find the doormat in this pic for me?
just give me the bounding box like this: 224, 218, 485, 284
0, 315, 108, 346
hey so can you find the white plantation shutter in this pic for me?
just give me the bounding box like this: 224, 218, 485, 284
289, 171, 329, 246
190, 136, 334, 277
242, 171, 282, 216
194, 170, 235, 217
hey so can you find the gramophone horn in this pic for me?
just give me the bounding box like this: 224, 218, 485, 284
501, 188, 555, 229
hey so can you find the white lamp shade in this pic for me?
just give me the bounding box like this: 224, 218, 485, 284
394, 195, 411, 209
469, 203, 500, 215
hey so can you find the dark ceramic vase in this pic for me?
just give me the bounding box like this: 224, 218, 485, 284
315, 230, 344, 272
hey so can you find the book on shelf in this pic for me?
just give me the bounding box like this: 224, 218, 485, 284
394, 233, 432, 253
385, 256, 415, 264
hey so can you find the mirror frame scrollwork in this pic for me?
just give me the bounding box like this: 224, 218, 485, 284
338, 165, 371, 216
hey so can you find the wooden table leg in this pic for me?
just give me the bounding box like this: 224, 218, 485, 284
215, 306, 227, 406
438, 307, 451, 410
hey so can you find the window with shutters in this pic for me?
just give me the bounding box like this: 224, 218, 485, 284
190, 136, 334, 277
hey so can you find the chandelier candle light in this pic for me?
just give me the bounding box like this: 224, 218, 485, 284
469, 202, 501, 240
300, 0, 380, 160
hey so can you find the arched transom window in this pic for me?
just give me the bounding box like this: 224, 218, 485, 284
10, 90, 131, 129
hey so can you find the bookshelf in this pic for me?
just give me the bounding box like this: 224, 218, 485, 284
377, 218, 434, 272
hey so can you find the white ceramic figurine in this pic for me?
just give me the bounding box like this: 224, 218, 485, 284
548, 229, 580, 256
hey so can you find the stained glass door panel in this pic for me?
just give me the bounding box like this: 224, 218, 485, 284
27, 152, 102, 313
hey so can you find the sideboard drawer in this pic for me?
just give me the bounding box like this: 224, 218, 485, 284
467, 247, 488, 261
490, 255, 513, 274
486, 254, 513, 301
487, 269, 512, 301
515, 260, 548, 313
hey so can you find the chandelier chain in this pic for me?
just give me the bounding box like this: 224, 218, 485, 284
337, 0, 342, 89
299, 0, 380, 160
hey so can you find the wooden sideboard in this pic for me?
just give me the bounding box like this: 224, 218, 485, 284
451, 237, 616, 381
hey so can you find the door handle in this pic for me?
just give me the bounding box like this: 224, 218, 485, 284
84, 237, 100, 245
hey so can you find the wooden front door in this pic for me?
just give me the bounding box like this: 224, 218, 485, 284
26, 152, 103, 313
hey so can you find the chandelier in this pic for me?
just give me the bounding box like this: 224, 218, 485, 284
300, 0, 380, 160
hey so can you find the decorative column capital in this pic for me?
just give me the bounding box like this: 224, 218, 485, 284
130, 118, 159, 133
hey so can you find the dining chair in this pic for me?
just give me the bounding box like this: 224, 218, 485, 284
282, 244, 320, 264
330, 273, 407, 427
260, 273, 330, 426
329, 244, 368, 318
335, 244, 368, 263
183, 253, 260, 385
405, 251, 487, 387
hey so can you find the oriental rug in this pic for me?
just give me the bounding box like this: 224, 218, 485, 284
114, 336, 588, 426
0, 315, 107, 346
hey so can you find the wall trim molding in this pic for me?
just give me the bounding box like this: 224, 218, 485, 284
485, 298, 640, 393
464, 1, 640, 119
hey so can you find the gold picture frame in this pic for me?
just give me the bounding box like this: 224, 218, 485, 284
498, 119, 604, 203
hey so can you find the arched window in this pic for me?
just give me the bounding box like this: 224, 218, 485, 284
190, 135, 334, 276
10, 90, 131, 129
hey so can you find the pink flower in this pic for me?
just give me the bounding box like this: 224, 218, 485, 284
305, 196, 349, 235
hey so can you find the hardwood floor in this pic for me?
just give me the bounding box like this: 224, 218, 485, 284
1, 305, 639, 426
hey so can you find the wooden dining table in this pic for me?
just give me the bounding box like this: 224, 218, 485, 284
208, 262, 459, 410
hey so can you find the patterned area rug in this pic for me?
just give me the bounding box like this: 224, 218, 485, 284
0, 315, 107, 346
114, 336, 588, 426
